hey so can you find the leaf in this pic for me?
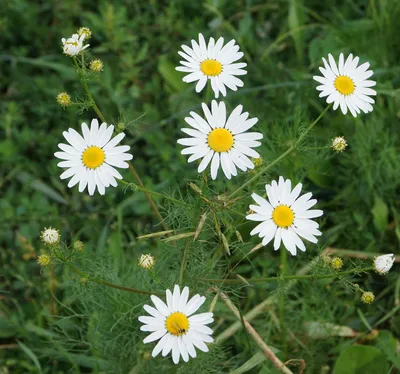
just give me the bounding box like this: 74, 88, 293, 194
372, 195, 389, 232
17, 172, 67, 205
288, 0, 305, 62
333, 345, 389, 374
157, 55, 187, 92
375, 330, 400, 369
17, 341, 42, 374
230, 352, 266, 374
0, 316, 18, 337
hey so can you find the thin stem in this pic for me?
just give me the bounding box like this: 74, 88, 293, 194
73, 55, 168, 230
179, 238, 192, 284
279, 248, 287, 350
198, 266, 374, 284
67, 263, 157, 295
216, 289, 294, 374
127, 162, 169, 232
119, 179, 189, 206
229, 104, 332, 198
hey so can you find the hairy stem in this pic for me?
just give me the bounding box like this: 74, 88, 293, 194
229, 104, 332, 198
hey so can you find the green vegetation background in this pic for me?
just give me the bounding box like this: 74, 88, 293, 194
1, 0, 399, 373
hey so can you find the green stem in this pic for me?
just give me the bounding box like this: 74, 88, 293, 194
119, 179, 189, 206
73, 55, 106, 123
179, 238, 192, 284
67, 263, 157, 295
279, 248, 287, 350
228, 104, 332, 199
197, 266, 374, 284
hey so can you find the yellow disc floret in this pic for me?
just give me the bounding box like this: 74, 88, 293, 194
165, 312, 189, 336
37, 254, 51, 267
330, 257, 344, 271
334, 76, 355, 95
361, 291, 375, 304
272, 205, 294, 228
208, 128, 234, 153
200, 59, 223, 76
90, 59, 104, 73
82, 146, 105, 169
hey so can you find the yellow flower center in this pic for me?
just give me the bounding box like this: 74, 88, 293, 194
208, 128, 234, 153
165, 312, 189, 336
334, 75, 355, 95
272, 205, 294, 228
200, 59, 223, 76
82, 146, 105, 169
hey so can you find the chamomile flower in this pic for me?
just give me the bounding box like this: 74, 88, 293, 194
139, 285, 214, 364
313, 53, 376, 117
61, 33, 89, 56
246, 177, 323, 256
37, 254, 51, 267
177, 100, 262, 179
331, 136, 347, 152
55, 119, 133, 196
176, 33, 247, 98
374, 254, 395, 275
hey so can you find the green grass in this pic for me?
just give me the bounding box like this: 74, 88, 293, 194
1, 0, 399, 373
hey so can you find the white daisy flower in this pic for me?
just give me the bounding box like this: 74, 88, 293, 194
61, 33, 89, 56
246, 177, 323, 256
374, 254, 395, 275
55, 119, 133, 196
177, 100, 262, 180
313, 53, 377, 117
41, 227, 60, 246
176, 33, 247, 98
139, 285, 214, 364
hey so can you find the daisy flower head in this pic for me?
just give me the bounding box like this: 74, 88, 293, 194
374, 254, 395, 275
55, 119, 133, 196
61, 33, 89, 56
139, 285, 213, 364
313, 53, 376, 117
176, 33, 247, 98
246, 177, 323, 256
177, 100, 262, 180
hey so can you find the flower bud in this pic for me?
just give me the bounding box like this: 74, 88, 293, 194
77, 27, 92, 40
138, 254, 155, 270
37, 254, 51, 267
331, 136, 348, 152
56, 92, 71, 107
361, 291, 375, 304
89, 59, 104, 73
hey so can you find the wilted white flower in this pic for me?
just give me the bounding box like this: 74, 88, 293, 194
61, 33, 89, 56
138, 254, 155, 270
139, 285, 214, 364
41, 227, 60, 246
374, 254, 395, 275
331, 136, 348, 152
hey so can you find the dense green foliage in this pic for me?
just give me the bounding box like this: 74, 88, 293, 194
1, 0, 399, 373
